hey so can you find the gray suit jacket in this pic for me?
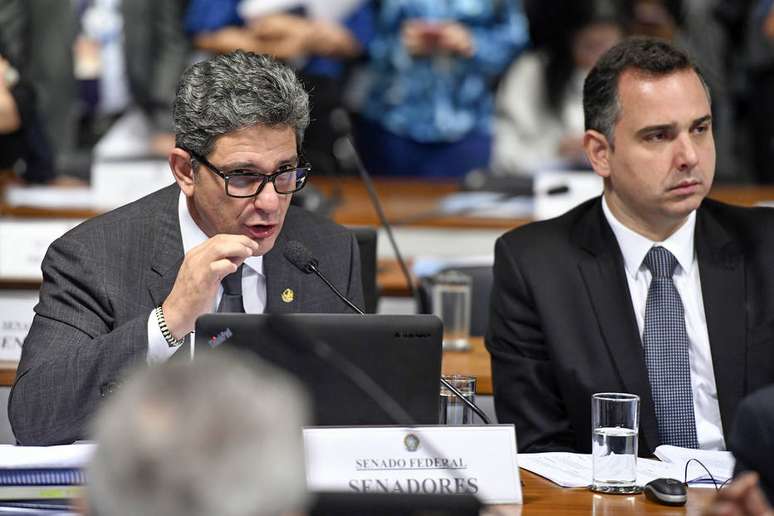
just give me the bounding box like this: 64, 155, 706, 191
9, 184, 364, 445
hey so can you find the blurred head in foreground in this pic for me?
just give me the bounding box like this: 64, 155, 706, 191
87, 350, 311, 516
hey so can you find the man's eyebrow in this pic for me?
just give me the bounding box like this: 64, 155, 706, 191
634, 115, 712, 138
690, 115, 712, 128
222, 157, 298, 171
635, 123, 676, 138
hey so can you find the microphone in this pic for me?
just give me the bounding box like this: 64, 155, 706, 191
284, 240, 365, 315
284, 240, 490, 424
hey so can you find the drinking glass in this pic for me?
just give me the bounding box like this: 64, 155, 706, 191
431, 270, 471, 351
591, 392, 641, 494
439, 375, 476, 424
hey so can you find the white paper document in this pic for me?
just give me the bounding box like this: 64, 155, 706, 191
518, 452, 677, 488
437, 192, 533, 219
654, 445, 734, 486
0, 443, 96, 469
520, 448, 735, 489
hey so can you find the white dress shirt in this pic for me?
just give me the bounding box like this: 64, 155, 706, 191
146, 192, 266, 363
602, 196, 725, 450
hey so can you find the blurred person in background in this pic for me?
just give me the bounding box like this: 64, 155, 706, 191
491, 0, 625, 175
184, 0, 373, 177
0, 0, 189, 181
0, 51, 56, 184
628, 0, 682, 40
674, 0, 737, 181
354, 0, 529, 178
87, 350, 311, 516
744, 0, 774, 184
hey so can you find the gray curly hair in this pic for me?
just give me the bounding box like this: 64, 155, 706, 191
173, 50, 310, 157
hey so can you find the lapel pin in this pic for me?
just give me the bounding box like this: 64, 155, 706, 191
281, 288, 295, 303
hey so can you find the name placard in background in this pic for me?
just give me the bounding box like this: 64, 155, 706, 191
0, 220, 82, 279
0, 292, 38, 361
303, 425, 521, 504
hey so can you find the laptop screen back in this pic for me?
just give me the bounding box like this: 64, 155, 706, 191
194, 314, 443, 426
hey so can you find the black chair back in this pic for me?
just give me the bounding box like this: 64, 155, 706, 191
351, 227, 379, 313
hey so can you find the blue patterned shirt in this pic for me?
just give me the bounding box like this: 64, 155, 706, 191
362, 0, 529, 143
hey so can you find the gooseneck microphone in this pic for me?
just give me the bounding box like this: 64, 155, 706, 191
284, 240, 365, 315
284, 240, 490, 424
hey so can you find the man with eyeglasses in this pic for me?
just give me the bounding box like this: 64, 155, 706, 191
9, 51, 364, 445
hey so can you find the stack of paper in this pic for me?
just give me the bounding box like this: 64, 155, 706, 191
518, 453, 677, 488
519, 447, 734, 489
654, 445, 734, 487
0, 444, 95, 469
0, 444, 95, 511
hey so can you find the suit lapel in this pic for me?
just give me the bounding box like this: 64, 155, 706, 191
574, 199, 660, 452
148, 186, 185, 307
695, 206, 746, 442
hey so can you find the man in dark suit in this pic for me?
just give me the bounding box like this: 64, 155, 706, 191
486, 37, 774, 455
9, 51, 364, 445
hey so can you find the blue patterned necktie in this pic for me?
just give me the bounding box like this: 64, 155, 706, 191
217, 265, 245, 313
642, 246, 699, 448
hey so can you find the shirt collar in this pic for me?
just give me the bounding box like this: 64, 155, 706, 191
177, 191, 263, 275
601, 195, 696, 277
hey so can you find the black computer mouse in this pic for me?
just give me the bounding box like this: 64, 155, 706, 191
643, 478, 688, 506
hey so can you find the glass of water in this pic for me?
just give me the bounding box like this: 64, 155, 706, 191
439, 375, 476, 424
431, 270, 472, 351
591, 392, 641, 494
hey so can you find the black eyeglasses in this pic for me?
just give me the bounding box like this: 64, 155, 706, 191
182, 147, 311, 198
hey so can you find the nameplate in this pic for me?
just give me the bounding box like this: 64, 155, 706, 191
0, 219, 83, 279
0, 292, 38, 360
303, 425, 522, 504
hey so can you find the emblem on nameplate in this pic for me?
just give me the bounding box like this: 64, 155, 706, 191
281, 288, 295, 303
404, 433, 420, 452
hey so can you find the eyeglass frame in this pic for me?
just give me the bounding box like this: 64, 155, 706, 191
180, 146, 312, 198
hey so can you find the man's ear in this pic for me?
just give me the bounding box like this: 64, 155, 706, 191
583, 129, 612, 179
169, 147, 195, 196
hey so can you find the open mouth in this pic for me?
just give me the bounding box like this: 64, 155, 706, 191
245, 224, 277, 239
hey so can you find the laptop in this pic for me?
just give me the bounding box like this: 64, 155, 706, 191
194, 314, 443, 426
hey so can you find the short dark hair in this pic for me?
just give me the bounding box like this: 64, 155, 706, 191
174, 51, 310, 158
583, 37, 710, 144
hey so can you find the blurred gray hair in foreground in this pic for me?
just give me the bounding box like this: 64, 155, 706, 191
87, 350, 311, 516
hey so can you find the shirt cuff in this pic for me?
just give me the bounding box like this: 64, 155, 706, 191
146, 309, 182, 364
